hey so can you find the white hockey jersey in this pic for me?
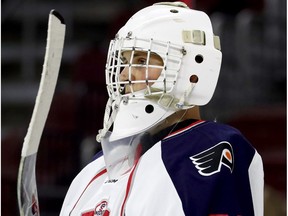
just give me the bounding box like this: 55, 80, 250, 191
60, 120, 264, 216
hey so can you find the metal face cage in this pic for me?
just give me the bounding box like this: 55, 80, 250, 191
105, 37, 185, 100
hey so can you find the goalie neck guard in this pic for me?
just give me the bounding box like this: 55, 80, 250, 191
97, 2, 222, 142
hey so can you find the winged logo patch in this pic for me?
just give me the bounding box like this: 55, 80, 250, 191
190, 141, 234, 176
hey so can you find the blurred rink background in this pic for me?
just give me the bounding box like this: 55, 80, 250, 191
1, 0, 286, 215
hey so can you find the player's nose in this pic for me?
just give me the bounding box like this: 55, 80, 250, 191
119, 66, 130, 81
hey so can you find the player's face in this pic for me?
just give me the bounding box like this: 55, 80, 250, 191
119, 51, 163, 94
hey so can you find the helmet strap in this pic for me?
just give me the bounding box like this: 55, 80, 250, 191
97, 97, 121, 142
176, 82, 196, 109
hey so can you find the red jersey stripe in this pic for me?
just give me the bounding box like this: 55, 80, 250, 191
165, 120, 205, 139
70, 168, 107, 215
120, 160, 140, 216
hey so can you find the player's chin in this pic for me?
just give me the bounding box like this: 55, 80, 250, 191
120, 84, 147, 95
131, 84, 147, 92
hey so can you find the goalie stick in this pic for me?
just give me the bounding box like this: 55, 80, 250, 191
17, 10, 66, 216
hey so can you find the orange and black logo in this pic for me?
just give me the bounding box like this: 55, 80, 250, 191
190, 141, 234, 176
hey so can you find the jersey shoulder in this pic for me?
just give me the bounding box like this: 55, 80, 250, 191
164, 120, 254, 154
74, 151, 106, 186
160, 120, 258, 215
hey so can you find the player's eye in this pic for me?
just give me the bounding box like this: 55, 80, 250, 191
137, 58, 147, 65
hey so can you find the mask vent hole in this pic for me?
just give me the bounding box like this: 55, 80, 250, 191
145, 104, 154, 114
190, 75, 199, 83
195, 54, 203, 63
170, 9, 179, 13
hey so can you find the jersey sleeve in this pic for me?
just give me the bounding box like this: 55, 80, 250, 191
161, 121, 264, 216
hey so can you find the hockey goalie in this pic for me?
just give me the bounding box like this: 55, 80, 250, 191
60, 2, 264, 216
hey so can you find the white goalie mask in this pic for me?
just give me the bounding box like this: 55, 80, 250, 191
97, 2, 222, 142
